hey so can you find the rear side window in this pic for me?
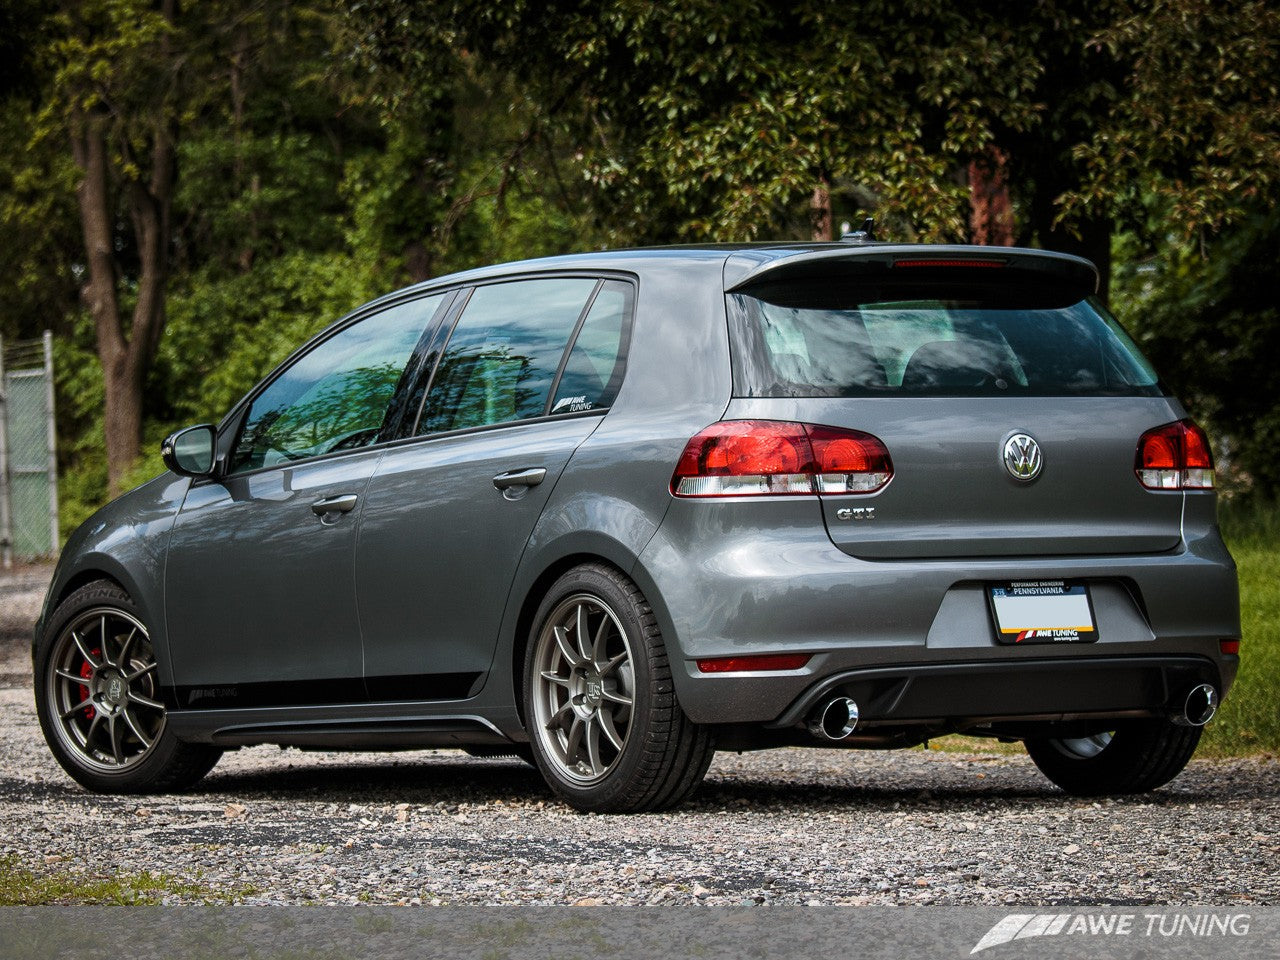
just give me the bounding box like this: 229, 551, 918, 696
728, 284, 1162, 398
419, 277, 632, 434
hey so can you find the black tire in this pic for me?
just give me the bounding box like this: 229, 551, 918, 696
34, 580, 222, 793
524, 563, 714, 813
1025, 719, 1202, 796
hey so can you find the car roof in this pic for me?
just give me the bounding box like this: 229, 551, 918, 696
363, 241, 1100, 313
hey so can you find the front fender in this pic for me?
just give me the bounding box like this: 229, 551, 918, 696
37, 473, 189, 688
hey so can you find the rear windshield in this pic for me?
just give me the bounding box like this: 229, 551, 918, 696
728, 282, 1162, 398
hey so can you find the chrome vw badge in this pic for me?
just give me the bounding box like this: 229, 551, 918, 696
1003, 433, 1043, 481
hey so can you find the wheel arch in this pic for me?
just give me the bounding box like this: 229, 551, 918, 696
41, 553, 173, 688
55, 566, 129, 608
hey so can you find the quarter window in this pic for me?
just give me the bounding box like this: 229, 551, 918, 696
550, 280, 631, 414
229, 295, 442, 473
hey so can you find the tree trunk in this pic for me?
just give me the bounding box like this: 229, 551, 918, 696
71, 117, 141, 495
969, 149, 1014, 246
68, 1, 178, 496
810, 180, 833, 242
405, 240, 433, 284
101, 351, 143, 492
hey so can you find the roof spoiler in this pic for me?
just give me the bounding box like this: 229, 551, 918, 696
724, 245, 1099, 296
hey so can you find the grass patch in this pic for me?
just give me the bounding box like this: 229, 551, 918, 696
1201, 499, 1280, 756
0, 855, 236, 905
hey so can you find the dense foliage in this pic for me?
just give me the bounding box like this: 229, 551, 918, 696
0, 0, 1278, 532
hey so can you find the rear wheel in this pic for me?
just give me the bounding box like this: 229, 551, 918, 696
524, 564, 713, 813
1025, 719, 1202, 796
34, 580, 222, 793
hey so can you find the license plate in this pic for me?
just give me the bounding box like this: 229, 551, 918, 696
988, 580, 1098, 644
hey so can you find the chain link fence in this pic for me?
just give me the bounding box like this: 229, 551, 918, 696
0, 332, 59, 565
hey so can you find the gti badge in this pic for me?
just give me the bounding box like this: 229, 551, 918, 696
836, 507, 876, 521
1003, 433, 1043, 482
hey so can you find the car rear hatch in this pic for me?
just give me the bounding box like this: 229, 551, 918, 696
720, 246, 1188, 560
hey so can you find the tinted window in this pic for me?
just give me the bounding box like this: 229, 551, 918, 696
419, 278, 598, 433
729, 286, 1161, 398
550, 280, 631, 414
230, 296, 441, 473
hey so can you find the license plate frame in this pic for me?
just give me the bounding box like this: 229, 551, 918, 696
987, 580, 1099, 645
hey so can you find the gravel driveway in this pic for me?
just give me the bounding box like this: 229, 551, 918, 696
3, 566, 1277, 906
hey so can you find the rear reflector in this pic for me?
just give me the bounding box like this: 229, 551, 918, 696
1220, 639, 1240, 656
672, 420, 892, 497
696, 653, 812, 673
1135, 420, 1215, 490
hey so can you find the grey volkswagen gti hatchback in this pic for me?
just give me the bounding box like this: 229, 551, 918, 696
34, 241, 1241, 813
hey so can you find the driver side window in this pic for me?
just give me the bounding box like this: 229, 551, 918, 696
229, 295, 441, 474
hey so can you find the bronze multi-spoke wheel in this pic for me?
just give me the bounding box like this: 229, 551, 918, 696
525, 564, 714, 813
46, 606, 165, 772
531, 593, 636, 784
35, 580, 221, 793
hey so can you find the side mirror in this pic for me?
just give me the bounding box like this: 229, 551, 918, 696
161, 424, 217, 478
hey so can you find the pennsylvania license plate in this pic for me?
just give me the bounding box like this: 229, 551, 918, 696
988, 581, 1098, 644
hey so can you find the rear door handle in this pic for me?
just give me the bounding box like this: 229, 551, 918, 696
311, 494, 359, 516
492, 468, 547, 491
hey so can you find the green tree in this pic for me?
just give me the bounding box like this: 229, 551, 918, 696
5, 0, 1278, 528
36, 0, 190, 493
1064, 0, 1280, 243
0, 1, 80, 342
426, 0, 1043, 245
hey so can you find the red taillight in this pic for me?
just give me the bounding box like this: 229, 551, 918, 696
1219, 639, 1240, 656
892, 258, 1005, 269
1135, 420, 1215, 490
807, 425, 894, 494
671, 421, 893, 497
672, 421, 814, 497
696, 653, 812, 673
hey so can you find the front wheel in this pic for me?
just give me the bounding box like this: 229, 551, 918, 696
524, 564, 713, 813
1025, 719, 1202, 796
34, 580, 222, 793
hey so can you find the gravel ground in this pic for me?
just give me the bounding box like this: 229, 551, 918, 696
3, 566, 1278, 906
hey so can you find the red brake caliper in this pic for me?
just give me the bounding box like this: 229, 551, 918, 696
78, 649, 101, 720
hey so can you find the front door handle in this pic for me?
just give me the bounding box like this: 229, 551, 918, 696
311, 494, 359, 516
492, 468, 547, 491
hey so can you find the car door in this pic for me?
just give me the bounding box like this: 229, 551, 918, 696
356, 276, 634, 700
163, 293, 446, 709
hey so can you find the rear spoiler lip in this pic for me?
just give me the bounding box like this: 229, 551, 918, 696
723, 244, 1100, 296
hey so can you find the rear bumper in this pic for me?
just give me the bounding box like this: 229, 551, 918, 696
633, 498, 1241, 726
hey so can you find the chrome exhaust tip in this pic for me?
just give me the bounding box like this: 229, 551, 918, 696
1172, 684, 1219, 727
808, 697, 860, 740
